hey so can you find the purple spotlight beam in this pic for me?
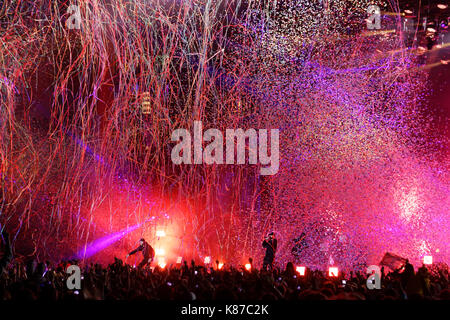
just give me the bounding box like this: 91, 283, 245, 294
77, 221, 146, 260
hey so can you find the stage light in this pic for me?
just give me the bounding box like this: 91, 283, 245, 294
404, 9, 413, 15
296, 266, 306, 276
218, 263, 224, 270
77, 222, 144, 259
176, 256, 182, 264
141, 92, 151, 114
155, 248, 165, 256
245, 263, 251, 271
423, 256, 433, 265
328, 267, 339, 277
437, 4, 448, 10
204, 256, 211, 264
158, 258, 166, 268
427, 27, 436, 33
156, 230, 166, 238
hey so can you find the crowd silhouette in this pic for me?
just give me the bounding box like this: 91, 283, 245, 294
1, 229, 449, 301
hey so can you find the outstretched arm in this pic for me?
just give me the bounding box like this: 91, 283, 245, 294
126, 245, 142, 257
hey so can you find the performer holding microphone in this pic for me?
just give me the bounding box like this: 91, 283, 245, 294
262, 232, 277, 271
126, 238, 155, 269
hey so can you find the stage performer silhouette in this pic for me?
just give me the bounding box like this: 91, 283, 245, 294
262, 232, 277, 271
126, 238, 155, 269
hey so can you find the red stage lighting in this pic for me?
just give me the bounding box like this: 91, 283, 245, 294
296, 266, 306, 276
423, 255, 433, 265
245, 263, 251, 271
156, 230, 166, 238
158, 258, 166, 268
329, 267, 339, 277
155, 248, 165, 256
204, 256, 211, 264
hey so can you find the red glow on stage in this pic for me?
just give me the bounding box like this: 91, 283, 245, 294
1, 0, 448, 274
296, 266, 306, 276
329, 267, 339, 277
158, 257, 166, 269
423, 256, 433, 265
155, 248, 165, 256
156, 230, 166, 238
